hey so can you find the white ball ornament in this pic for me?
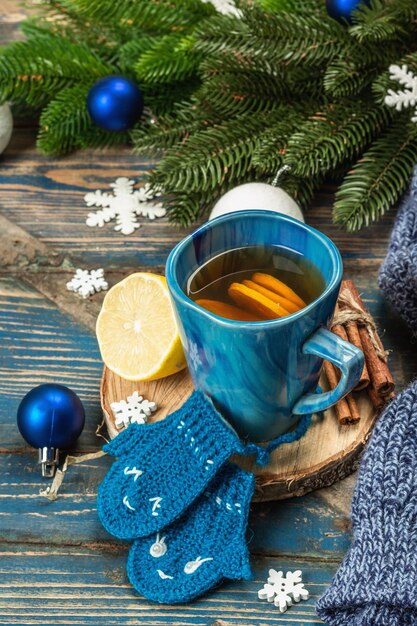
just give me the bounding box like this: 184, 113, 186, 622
209, 182, 304, 222
0, 103, 13, 155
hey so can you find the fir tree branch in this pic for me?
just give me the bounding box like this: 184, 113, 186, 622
283, 101, 393, 179
20, 7, 126, 60
196, 9, 348, 67
258, 0, 325, 15
200, 63, 325, 105
37, 83, 92, 154
61, 0, 216, 32
195, 73, 310, 118
333, 117, 417, 231
160, 164, 318, 225
160, 172, 258, 225
161, 189, 208, 225
118, 36, 162, 73
373, 50, 417, 105
0, 32, 114, 106
252, 108, 309, 175
0, 0, 416, 232
150, 109, 286, 197
131, 102, 211, 155
349, 0, 417, 43
142, 78, 201, 115
324, 40, 408, 98
23, 0, 91, 33
279, 173, 322, 210
134, 34, 201, 85
37, 83, 129, 154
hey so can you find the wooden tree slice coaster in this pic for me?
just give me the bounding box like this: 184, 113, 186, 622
101, 366, 378, 502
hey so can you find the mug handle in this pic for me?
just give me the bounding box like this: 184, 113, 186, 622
292, 327, 364, 415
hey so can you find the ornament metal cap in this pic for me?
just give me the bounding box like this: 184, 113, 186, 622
38, 446, 59, 478
271, 164, 291, 187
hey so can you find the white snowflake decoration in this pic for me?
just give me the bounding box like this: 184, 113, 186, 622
385, 64, 417, 123
111, 391, 157, 429
258, 569, 309, 613
66, 268, 108, 299
203, 0, 241, 17
85, 178, 166, 236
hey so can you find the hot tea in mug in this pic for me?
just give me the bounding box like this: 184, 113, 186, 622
187, 245, 325, 322
166, 211, 364, 442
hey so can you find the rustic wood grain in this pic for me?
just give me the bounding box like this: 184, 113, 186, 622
101, 366, 378, 501
0, 211, 166, 332
1, 275, 405, 452
0, 6, 415, 623
0, 453, 352, 557
101, 366, 194, 439
0, 545, 336, 625
0, 219, 409, 624
0, 128, 398, 270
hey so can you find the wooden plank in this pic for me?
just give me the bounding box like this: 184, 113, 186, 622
0, 452, 352, 557
101, 364, 378, 501
0, 544, 337, 625
0, 128, 189, 267
0, 271, 406, 450
0, 129, 397, 269
0, 1, 30, 45
0, 11, 402, 620
0, 277, 103, 450
0, 212, 165, 332
0, 271, 409, 546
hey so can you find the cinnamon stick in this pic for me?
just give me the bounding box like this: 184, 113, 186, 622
344, 324, 370, 391
345, 391, 361, 424
324, 361, 360, 425
367, 385, 396, 411
331, 305, 370, 391
366, 384, 385, 411
341, 280, 394, 397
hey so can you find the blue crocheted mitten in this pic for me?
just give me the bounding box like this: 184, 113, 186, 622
97, 391, 246, 540
127, 462, 254, 604
317, 384, 417, 626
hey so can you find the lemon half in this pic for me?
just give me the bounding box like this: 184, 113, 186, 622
96, 273, 186, 381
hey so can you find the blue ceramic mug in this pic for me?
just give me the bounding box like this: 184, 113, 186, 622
166, 211, 364, 442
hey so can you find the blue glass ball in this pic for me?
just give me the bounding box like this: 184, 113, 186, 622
87, 75, 144, 131
17, 384, 85, 450
326, 0, 370, 22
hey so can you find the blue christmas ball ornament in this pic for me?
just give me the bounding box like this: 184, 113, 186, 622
17, 384, 85, 477
326, 0, 370, 23
87, 75, 144, 131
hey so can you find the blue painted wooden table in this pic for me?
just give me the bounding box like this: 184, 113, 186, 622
1, 5, 416, 626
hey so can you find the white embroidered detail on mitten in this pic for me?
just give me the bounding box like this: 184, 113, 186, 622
177, 421, 214, 470
214, 495, 242, 514
150, 534, 167, 558
123, 495, 136, 511
184, 556, 214, 574
149, 496, 162, 516
124, 466, 143, 481
157, 569, 173, 580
